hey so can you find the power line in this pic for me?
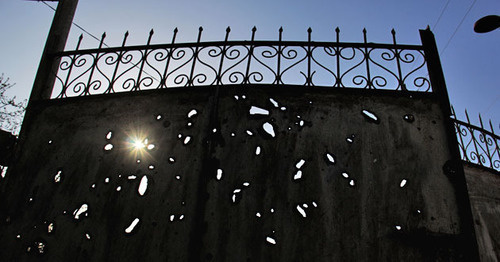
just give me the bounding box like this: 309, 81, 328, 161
41, 1, 109, 47
432, 0, 451, 30
440, 0, 478, 56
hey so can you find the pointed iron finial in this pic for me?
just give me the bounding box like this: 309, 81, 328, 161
489, 120, 495, 134
99, 32, 107, 48
172, 28, 178, 44
76, 34, 83, 50
479, 113, 484, 128
335, 27, 340, 42
225, 26, 231, 42
279, 27, 283, 41
391, 28, 397, 45
197, 27, 203, 43
465, 109, 470, 124
251, 26, 257, 41
362, 28, 367, 43
122, 31, 129, 47
147, 29, 154, 45
307, 27, 312, 42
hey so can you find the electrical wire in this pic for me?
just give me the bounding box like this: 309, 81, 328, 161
432, 0, 451, 30
41, 1, 109, 47
440, 0, 478, 56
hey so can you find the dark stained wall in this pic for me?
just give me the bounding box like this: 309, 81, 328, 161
464, 163, 500, 261
0, 86, 478, 261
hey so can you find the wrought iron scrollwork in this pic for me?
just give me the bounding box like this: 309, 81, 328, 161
452, 109, 499, 172
51, 27, 433, 98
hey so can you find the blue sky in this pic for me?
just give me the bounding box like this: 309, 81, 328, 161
0, 0, 498, 129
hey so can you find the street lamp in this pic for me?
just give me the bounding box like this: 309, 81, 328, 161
473, 15, 500, 33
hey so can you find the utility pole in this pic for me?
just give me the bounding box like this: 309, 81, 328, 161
29, 0, 79, 101
13, 0, 79, 162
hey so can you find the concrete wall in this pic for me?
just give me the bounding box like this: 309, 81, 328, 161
464, 163, 500, 261
0, 86, 478, 261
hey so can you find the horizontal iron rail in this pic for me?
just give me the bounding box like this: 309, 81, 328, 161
53, 41, 425, 57
454, 118, 498, 140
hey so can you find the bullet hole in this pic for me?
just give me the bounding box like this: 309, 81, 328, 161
216, 169, 223, 181
125, 218, 140, 234
403, 114, 415, 123
295, 159, 305, 169
138, 176, 148, 196
266, 236, 277, 245
249, 106, 270, 116
362, 109, 380, 124
325, 153, 335, 165
187, 109, 198, 118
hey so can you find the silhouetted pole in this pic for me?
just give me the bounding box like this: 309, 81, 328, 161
13, 0, 79, 162
30, 0, 79, 101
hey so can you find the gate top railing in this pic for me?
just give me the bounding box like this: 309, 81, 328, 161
50, 27, 432, 98
452, 107, 500, 172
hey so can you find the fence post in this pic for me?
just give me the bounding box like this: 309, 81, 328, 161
420, 27, 480, 261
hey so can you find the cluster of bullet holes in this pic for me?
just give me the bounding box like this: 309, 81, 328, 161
231, 182, 250, 203
293, 159, 306, 180
296, 201, 319, 218
341, 172, 355, 187
33, 100, 420, 249
104, 131, 113, 151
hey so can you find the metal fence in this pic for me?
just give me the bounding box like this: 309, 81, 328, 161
452, 108, 500, 172
51, 27, 432, 98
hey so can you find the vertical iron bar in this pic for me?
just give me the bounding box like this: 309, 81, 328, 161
490, 119, 500, 169
84, 32, 106, 96
108, 31, 129, 93
276, 27, 283, 85
216, 27, 230, 85
392, 29, 405, 91
134, 29, 154, 91
307, 28, 312, 86
335, 27, 341, 88
161, 28, 178, 88
60, 34, 83, 98
479, 114, 492, 167
244, 27, 256, 84
363, 28, 372, 89
466, 111, 481, 166
189, 27, 203, 87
